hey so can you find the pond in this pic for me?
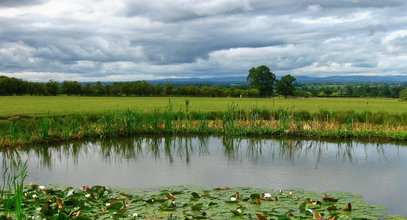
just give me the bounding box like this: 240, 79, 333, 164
1, 136, 407, 217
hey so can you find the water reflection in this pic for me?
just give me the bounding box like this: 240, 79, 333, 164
1, 136, 399, 169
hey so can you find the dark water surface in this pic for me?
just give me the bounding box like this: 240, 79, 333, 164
1, 136, 407, 216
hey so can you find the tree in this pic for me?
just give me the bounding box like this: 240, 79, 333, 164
323, 87, 333, 96
276, 74, 296, 97
46, 80, 59, 96
61, 81, 82, 95
246, 65, 276, 97
400, 89, 407, 101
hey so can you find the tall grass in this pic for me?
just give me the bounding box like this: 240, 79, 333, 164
1, 157, 28, 219
0, 104, 406, 148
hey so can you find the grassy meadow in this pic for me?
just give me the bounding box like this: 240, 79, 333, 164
0, 96, 406, 117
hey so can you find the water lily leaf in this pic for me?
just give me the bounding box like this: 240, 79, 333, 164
191, 203, 203, 211
56, 199, 63, 209
327, 205, 337, 211
166, 193, 176, 200
255, 212, 267, 220
299, 202, 307, 213
106, 202, 123, 211
191, 192, 201, 199
250, 194, 261, 200
81, 186, 89, 192
254, 198, 261, 205
64, 188, 75, 197
113, 208, 127, 215
160, 200, 177, 211
343, 203, 352, 211
232, 208, 243, 216
313, 211, 323, 220
214, 186, 230, 191
323, 193, 338, 202
55, 213, 68, 220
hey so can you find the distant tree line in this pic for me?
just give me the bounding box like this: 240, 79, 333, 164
1, 74, 406, 98
295, 84, 406, 98
0, 76, 260, 97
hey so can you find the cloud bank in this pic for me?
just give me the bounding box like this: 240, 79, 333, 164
1, 0, 407, 81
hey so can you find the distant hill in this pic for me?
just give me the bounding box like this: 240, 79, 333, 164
147, 75, 407, 85
294, 75, 407, 83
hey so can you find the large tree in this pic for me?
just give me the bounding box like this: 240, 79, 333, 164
246, 65, 276, 97
276, 74, 296, 97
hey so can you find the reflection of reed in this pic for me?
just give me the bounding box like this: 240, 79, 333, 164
0, 136, 393, 169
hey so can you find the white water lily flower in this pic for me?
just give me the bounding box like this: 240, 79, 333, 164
38, 185, 45, 190
132, 213, 138, 217
289, 191, 293, 196
264, 193, 272, 198
105, 202, 111, 206
85, 194, 91, 198
32, 194, 37, 198
230, 197, 237, 201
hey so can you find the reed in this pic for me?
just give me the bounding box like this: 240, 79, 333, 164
1, 157, 28, 219
0, 104, 406, 148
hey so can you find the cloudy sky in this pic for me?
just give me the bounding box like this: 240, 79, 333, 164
1, 0, 407, 81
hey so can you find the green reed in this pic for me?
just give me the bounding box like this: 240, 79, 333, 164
1, 157, 28, 219
0, 104, 406, 148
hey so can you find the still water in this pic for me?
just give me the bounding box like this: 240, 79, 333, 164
1, 136, 407, 216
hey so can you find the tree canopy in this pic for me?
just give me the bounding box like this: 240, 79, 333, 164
276, 74, 296, 97
246, 65, 276, 97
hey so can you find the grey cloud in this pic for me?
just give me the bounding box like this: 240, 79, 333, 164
0, 0, 47, 7
1, 0, 407, 81
122, 0, 252, 22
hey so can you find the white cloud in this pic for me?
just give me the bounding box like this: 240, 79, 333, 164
293, 11, 371, 24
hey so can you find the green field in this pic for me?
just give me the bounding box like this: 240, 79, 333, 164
0, 96, 406, 117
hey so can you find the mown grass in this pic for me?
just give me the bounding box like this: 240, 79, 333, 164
0, 96, 406, 117
1, 105, 406, 148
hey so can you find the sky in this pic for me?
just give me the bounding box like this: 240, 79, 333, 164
1, 0, 407, 82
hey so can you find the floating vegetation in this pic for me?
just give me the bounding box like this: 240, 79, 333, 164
0, 185, 404, 219
1, 106, 407, 148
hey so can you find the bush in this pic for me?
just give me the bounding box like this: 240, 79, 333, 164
400, 89, 407, 101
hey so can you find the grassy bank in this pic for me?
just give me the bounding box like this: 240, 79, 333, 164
1, 106, 406, 148
1, 184, 404, 219
1, 96, 406, 117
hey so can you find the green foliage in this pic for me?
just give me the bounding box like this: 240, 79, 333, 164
276, 74, 296, 97
45, 80, 58, 96
61, 81, 82, 96
0, 185, 402, 219
246, 65, 276, 97
400, 89, 407, 101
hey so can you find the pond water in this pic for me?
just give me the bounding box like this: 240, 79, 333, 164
1, 136, 407, 216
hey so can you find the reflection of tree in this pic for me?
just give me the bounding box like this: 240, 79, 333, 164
0, 136, 392, 169
222, 136, 241, 161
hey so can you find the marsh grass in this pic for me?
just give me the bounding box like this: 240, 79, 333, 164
1, 157, 28, 219
0, 104, 406, 148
